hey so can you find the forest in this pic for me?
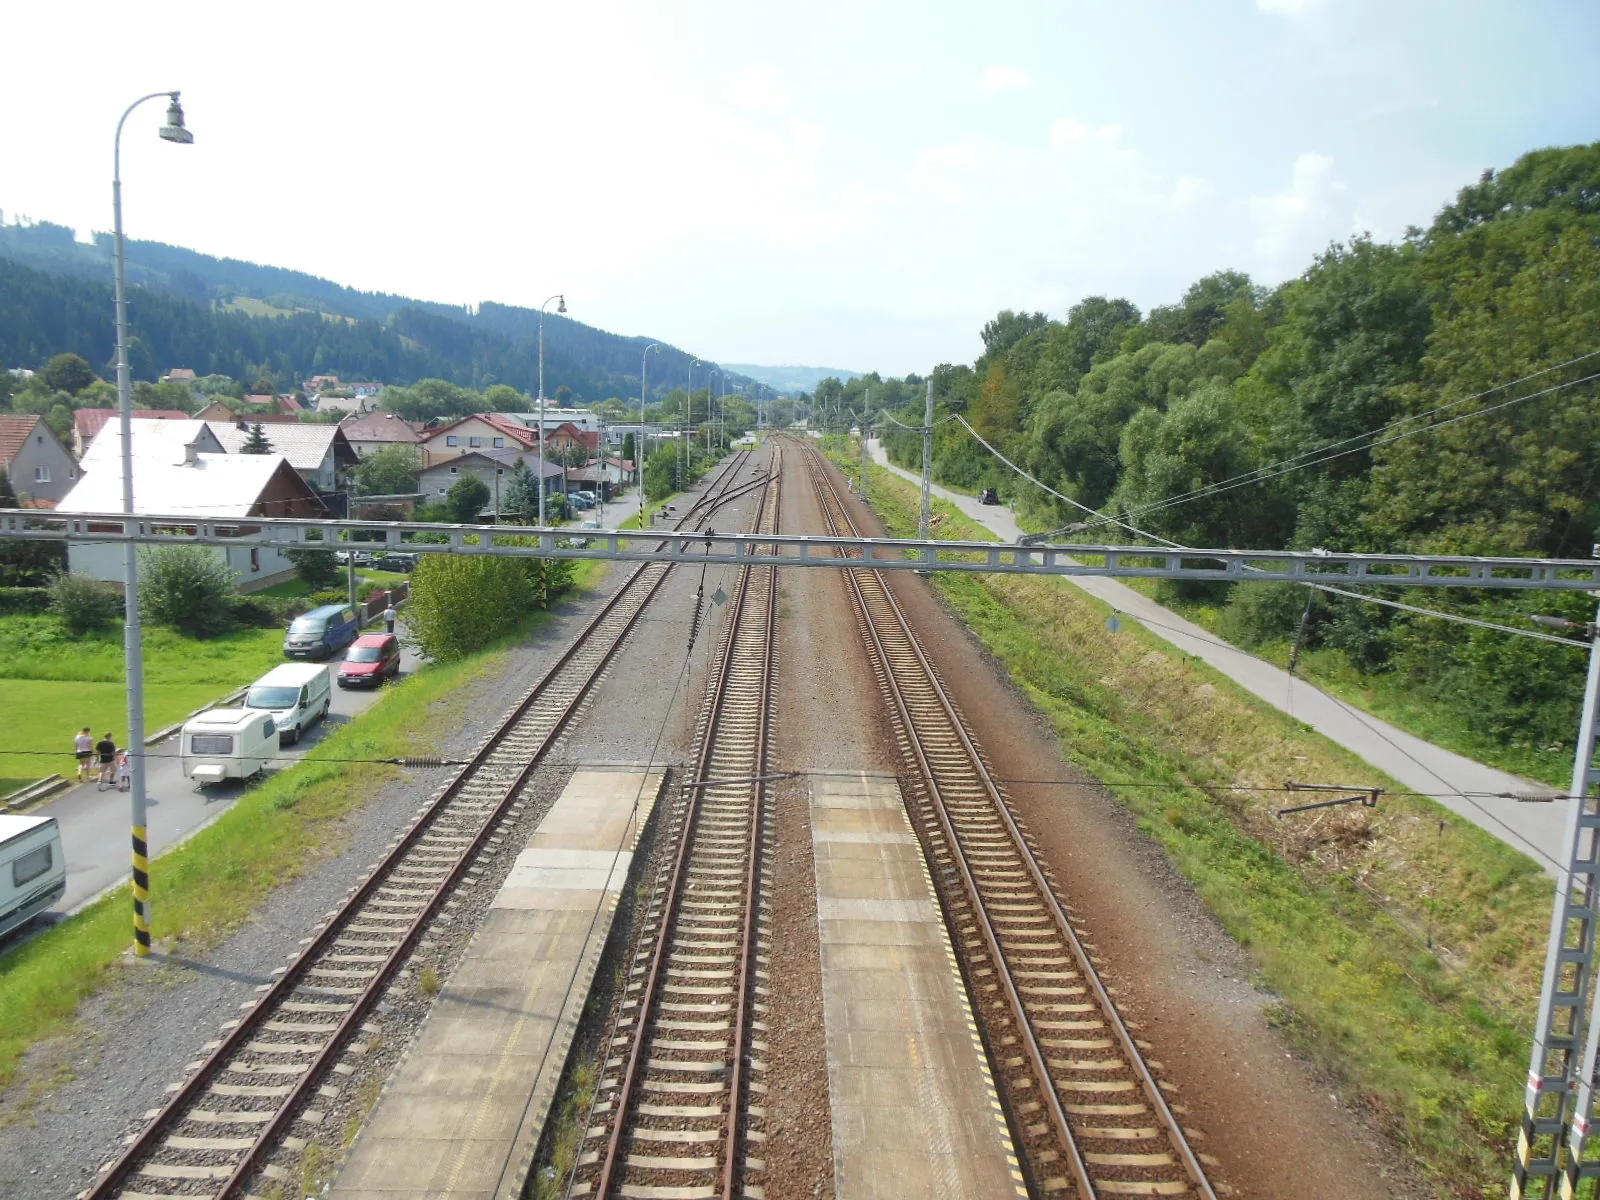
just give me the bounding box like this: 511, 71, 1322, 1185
852, 143, 1600, 782
0, 220, 755, 403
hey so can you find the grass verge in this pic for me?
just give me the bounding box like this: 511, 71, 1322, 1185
0, 610, 554, 1093
852, 455, 1549, 1198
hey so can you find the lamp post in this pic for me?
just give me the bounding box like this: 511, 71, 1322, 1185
684, 359, 699, 491
706, 369, 720, 458
536, 293, 565, 526
113, 90, 192, 959
640, 342, 662, 521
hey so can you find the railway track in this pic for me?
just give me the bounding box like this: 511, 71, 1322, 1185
803, 444, 1217, 1200
87, 452, 760, 1200
574, 446, 782, 1200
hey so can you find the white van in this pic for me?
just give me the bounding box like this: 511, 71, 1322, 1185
0, 815, 65, 938
182, 708, 279, 785
244, 663, 333, 745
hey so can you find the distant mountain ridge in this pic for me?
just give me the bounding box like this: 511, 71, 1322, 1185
723, 364, 861, 394
0, 219, 759, 402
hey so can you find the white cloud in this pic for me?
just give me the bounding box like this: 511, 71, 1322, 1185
978, 65, 1033, 92
1257, 0, 1317, 14
724, 63, 791, 113
1247, 152, 1358, 270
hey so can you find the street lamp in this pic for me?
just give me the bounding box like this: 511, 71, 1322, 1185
684, 359, 700, 491
536, 293, 565, 526
113, 90, 192, 959
706, 368, 720, 457
640, 342, 662, 521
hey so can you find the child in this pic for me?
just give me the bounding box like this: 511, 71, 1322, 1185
116, 750, 132, 792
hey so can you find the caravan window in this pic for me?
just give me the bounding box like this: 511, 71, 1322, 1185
13, 844, 52, 886
191, 734, 233, 755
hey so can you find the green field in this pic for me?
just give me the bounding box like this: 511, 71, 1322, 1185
0, 617, 287, 794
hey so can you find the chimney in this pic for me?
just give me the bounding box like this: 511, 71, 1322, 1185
184, 439, 200, 465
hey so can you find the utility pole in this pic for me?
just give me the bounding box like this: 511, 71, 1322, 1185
919, 377, 933, 541
1514, 590, 1600, 1200
860, 387, 870, 504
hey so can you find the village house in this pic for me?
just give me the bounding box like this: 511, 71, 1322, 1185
340, 410, 424, 459
60, 419, 327, 591
418, 414, 537, 466
205, 420, 357, 493
418, 447, 566, 513
0, 414, 78, 506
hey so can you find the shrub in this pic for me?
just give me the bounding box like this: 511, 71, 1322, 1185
405, 555, 535, 661
0, 587, 51, 616
284, 547, 342, 591
1218, 582, 1313, 649
232, 594, 314, 627
49, 574, 121, 634
138, 545, 240, 638
309, 589, 351, 608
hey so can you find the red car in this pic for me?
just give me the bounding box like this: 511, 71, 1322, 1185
337, 633, 401, 688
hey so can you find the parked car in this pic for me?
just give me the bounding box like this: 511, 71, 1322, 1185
369, 552, 418, 572
181, 709, 278, 785
567, 493, 594, 510
339, 633, 402, 688
0, 815, 65, 938
979, 488, 1000, 505
283, 604, 361, 659
244, 662, 333, 744
335, 549, 375, 567
574, 490, 598, 504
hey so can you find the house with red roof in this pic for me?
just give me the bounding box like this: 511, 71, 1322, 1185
418, 414, 538, 467
0, 414, 78, 506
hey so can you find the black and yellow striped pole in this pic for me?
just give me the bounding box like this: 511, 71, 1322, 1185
131, 824, 152, 955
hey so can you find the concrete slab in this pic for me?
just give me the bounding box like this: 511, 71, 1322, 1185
811, 774, 1026, 1200
329, 769, 664, 1200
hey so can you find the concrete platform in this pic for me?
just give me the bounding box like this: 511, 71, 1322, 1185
329, 769, 664, 1200
811, 774, 1026, 1200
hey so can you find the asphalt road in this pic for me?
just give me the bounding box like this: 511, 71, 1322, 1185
867, 441, 1571, 879
40, 627, 423, 915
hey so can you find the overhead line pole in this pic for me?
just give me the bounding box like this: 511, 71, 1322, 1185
919, 377, 933, 541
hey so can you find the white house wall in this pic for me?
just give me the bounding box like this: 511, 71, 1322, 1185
67, 541, 296, 594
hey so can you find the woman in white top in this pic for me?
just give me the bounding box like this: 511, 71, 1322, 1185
74, 727, 94, 781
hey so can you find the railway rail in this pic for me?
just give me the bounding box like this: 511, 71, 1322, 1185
574, 446, 782, 1200
802, 442, 1218, 1200
86, 451, 760, 1200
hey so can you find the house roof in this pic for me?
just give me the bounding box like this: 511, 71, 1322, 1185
164, 368, 196, 381
59, 451, 324, 518
206, 420, 357, 470
0, 414, 41, 469
74, 408, 190, 444
422, 414, 538, 449
341, 411, 422, 444
80, 418, 224, 471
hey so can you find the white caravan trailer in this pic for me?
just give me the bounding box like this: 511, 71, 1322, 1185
181, 708, 278, 786
0, 814, 66, 938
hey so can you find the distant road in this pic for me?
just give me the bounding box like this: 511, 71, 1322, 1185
868, 441, 1568, 878
41, 633, 424, 915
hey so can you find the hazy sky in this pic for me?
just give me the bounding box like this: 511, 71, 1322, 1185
2, 1, 1595, 377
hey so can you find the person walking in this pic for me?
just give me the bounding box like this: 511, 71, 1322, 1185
74, 727, 94, 781
115, 750, 132, 792
94, 731, 117, 789
383, 595, 397, 635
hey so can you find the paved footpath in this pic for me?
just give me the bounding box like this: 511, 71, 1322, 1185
868, 443, 1570, 878
329, 768, 663, 1200
811, 773, 1024, 1200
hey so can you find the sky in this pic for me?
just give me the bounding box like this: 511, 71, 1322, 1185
2, 0, 1596, 378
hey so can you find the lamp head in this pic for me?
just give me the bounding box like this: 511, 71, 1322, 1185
159, 94, 194, 144
557, 296, 567, 314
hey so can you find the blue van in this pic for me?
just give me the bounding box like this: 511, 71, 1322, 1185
283, 604, 362, 660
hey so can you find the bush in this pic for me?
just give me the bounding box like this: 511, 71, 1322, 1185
49, 574, 121, 634
1218, 582, 1313, 649
405, 555, 536, 661
138, 545, 240, 638
231, 594, 314, 627
0, 587, 50, 616
309, 589, 351, 608
284, 547, 342, 591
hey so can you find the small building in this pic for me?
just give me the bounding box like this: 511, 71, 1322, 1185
162, 368, 197, 383
340, 410, 423, 458
566, 459, 627, 500
60, 419, 328, 591
311, 392, 378, 416
419, 414, 537, 466
419, 448, 565, 513
0, 414, 78, 506
205, 420, 357, 493
72, 408, 190, 457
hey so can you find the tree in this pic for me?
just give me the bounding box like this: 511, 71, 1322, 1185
621, 432, 636, 471
354, 443, 423, 495
980, 310, 1051, 359
446, 476, 490, 521
138, 545, 239, 637
501, 458, 539, 522
284, 547, 341, 590
554, 384, 573, 405
240, 423, 273, 454
49, 573, 121, 634
405, 554, 535, 660
38, 352, 97, 396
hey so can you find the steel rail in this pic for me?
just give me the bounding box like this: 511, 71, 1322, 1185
804, 443, 1216, 1199
88, 453, 756, 1200
589, 449, 779, 1199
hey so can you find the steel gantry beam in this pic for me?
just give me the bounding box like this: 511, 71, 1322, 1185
5, 509, 1600, 590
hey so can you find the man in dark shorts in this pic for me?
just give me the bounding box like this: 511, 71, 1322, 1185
95, 732, 117, 786
75, 727, 94, 781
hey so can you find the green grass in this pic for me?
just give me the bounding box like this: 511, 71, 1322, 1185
0, 614, 548, 1091
853, 456, 1548, 1198
254, 570, 410, 600
0, 619, 289, 785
